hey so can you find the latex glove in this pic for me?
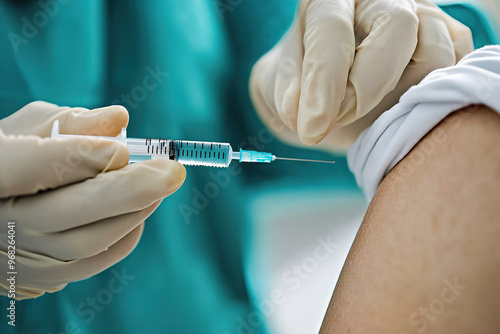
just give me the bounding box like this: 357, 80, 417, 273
0, 101, 186, 299
250, 0, 473, 151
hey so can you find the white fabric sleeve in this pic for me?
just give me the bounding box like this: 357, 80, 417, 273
347, 45, 500, 201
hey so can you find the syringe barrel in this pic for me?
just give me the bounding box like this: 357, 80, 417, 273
127, 137, 172, 162
51, 120, 234, 167
171, 140, 233, 167
127, 138, 233, 167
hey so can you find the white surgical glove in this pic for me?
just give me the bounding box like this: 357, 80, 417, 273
250, 0, 473, 151
0, 101, 186, 299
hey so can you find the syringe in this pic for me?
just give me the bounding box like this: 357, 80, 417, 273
51, 120, 335, 168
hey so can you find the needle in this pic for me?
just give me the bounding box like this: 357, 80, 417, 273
273, 156, 335, 164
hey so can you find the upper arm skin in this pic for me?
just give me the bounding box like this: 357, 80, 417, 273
320, 105, 500, 334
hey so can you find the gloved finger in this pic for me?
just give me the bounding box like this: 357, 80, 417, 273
0, 101, 129, 138
250, 56, 298, 141
0, 247, 69, 294
0, 281, 62, 300
52, 223, 144, 284
250, 46, 292, 134
18, 284, 67, 300
319, 7, 456, 150
0, 101, 59, 136
5, 159, 185, 233
407, 3, 456, 79
55, 105, 129, 138
0, 132, 129, 198
336, 0, 419, 126
273, 20, 303, 131
297, 0, 355, 145
9, 224, 144, 288
317, 2, 457, 150
21, 200, 161, 261
248, 74, 309, 148
249, 15, 306, 138
435, 6, 473, 61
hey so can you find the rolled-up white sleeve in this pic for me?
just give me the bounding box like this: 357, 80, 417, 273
347, 46, 500, 201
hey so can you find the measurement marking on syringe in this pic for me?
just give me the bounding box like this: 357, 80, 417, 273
50, 120, 336, 167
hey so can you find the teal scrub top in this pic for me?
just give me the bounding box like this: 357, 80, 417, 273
0, 1, 306, 333
0, 0, 495, 333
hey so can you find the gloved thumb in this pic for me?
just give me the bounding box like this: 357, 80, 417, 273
0, 130, 129, 198
0, 101, 129, 138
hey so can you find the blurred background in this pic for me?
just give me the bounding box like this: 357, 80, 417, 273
0, 0, 498, 333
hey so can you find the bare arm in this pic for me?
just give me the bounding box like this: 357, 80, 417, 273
321, 105, 500, 334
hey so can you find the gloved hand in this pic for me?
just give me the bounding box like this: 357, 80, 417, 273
250, 0, 474, 151
0, 101, 186, 299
